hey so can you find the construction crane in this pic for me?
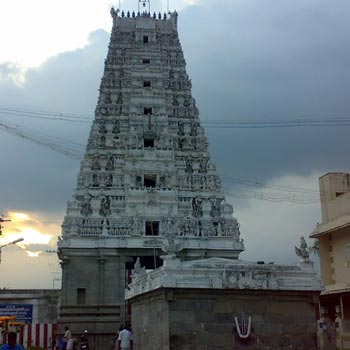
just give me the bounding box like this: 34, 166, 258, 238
0, 217, 11, 235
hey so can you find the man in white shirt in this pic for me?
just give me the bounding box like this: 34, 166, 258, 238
63, 326, 73, 350
117, 325, 133, 350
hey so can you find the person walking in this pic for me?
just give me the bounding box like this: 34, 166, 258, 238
63, 327, 73, 350
113, 325, 123, 350
117, 324, 133, 350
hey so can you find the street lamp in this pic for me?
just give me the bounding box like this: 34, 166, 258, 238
0, 238, 24, 264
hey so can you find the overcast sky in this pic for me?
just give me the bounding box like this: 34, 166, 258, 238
1, 0, 350, 288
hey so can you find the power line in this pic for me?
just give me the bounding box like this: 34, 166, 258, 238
0, 121, 84, 160
0, 106, 93, 119
223, 187, 319, 204
219, 175, 320, 194
0, 109, 92, 124
1, 105, 350, 128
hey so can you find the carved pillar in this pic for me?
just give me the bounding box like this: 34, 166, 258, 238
60, 258, 70, 304
98, 257, 107, 303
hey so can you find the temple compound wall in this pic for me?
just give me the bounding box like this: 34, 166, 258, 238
126, 257, 320, 350
129, 288, 319, 350
0, 289, 60, 324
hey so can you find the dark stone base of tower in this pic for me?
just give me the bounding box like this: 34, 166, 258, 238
129, 288, 319, 350
57, 251, 160, 347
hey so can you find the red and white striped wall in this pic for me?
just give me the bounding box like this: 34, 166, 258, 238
2, 324, 57, 350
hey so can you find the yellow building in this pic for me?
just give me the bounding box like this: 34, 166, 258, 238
311, 172, 350, 320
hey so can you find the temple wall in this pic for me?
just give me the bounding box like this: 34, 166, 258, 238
130, 288, 319, 350
0, 289, 60, 324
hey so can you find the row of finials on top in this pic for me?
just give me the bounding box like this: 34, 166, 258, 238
118, 10, 169, 20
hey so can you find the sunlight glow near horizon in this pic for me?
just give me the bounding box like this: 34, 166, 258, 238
0, 211, 59, 258
8, 212, 30, 222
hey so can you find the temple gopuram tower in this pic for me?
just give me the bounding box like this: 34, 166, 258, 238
58, 3, 244, 347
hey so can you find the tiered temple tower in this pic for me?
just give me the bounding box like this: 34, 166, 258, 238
57, 6, 244, 347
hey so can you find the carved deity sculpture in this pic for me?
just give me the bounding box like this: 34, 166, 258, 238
105, 155, 115, 171
92, 174, 99, 187
135, 175, 143, 187
199, 158, 208, 173
80, 195, 93, 216
91, 156, 101, 170
190, 123, 197, 136
99, 121, 107, 133
178, 122, 185, 136
100, 136, 106, 147
162, 218, 175, 236
210, 198, 222, 218
192, 197, 203, 218
183, 96, 191, 107
132, 217, 143, 235
185, 158, 193, 173
173, 95, 179, 106
295, 236, 310, 262
99, 196, 111, 217
106, 174, 113, 187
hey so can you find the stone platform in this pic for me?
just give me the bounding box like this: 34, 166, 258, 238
126, 257, 321, 350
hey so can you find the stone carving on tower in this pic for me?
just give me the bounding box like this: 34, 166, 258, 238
60, 9, 243, 254
57, 7, 244, 346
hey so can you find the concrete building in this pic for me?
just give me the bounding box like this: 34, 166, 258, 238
57, 5, 243, 348
310, 172, 350, 319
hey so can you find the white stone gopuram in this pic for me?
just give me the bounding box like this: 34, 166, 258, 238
57, 7, 244, 346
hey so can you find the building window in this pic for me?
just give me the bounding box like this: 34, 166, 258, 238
142, 58, 150, 64
144, 138, 154, 148
77, 288, 86, 305
143, 35, 149, 43
144, 80, 151, 88
145, 221, 159, 236
346, 245, 350, 263
144, 107, 152, 115
144, 174, 157, 188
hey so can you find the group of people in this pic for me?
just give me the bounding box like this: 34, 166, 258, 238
0, 323, 132, 350
51, 326, 88, 350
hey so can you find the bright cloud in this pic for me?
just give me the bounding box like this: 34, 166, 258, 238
8, 211, 31, 222
0, 211, 59, 254
20, 228, 52, 245
26, 251, 41, 258
0, 62, 26, 85
0, 0, 194, 68
0, 210, 61, 288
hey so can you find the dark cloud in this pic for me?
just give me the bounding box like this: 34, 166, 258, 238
0, 29, 109, 214
179, 0, 350, 182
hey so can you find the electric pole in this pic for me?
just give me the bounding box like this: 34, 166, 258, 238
0, 216, 11, 235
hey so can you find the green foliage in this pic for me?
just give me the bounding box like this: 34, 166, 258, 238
25, 346, 43, 350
